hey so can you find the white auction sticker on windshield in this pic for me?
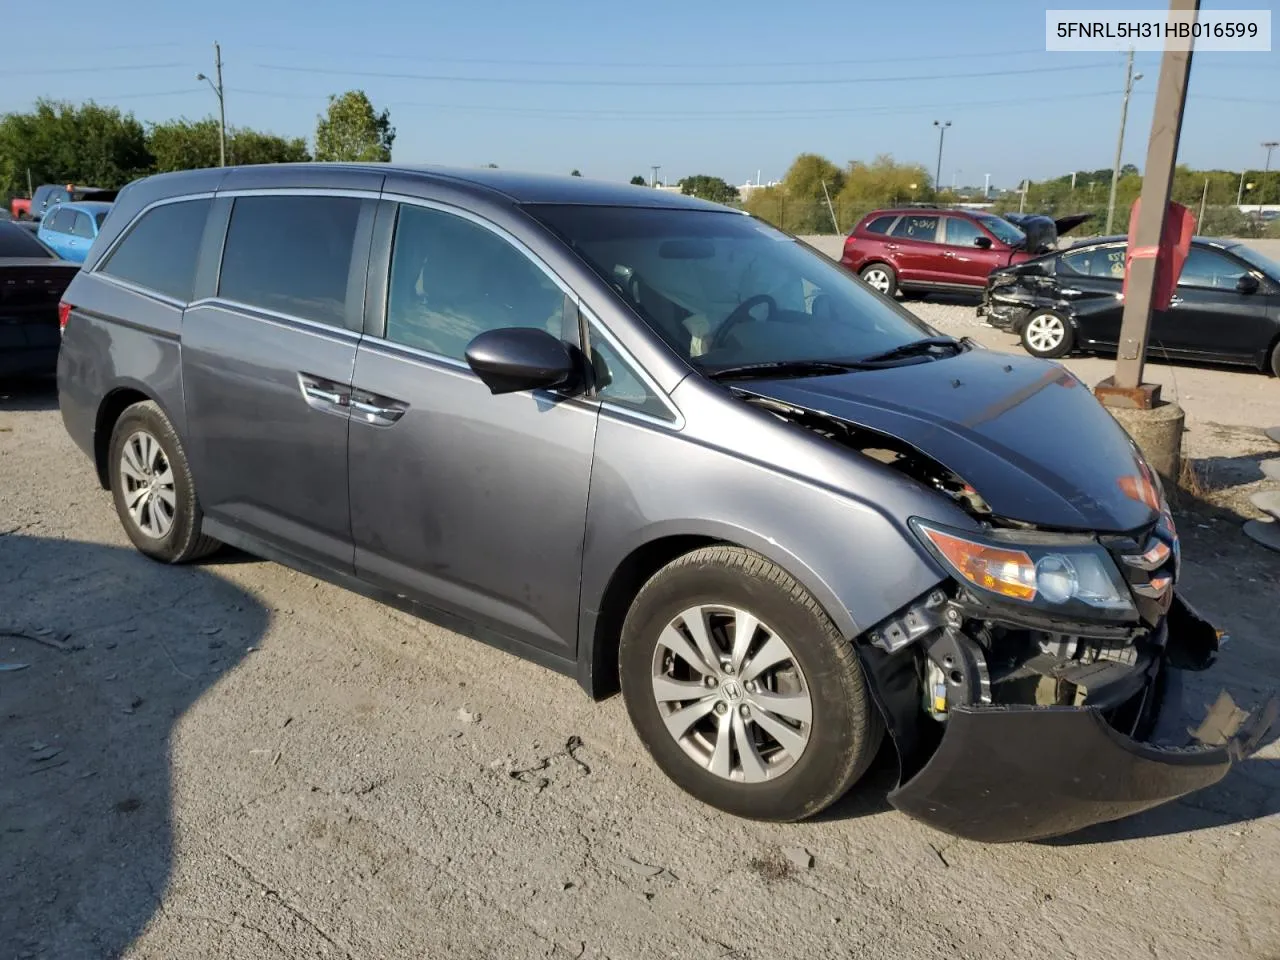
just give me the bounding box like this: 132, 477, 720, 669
1046, 9, 1270, 51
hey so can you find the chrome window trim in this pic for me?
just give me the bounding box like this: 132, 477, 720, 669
91, 272, 187, 310
186, 296, 363, 343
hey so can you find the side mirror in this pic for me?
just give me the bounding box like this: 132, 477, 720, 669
465, 327, 577, 396
1236, 274, 1260, 295
973, 235, 993, 249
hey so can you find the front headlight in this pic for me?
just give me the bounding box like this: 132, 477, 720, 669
911, 520, 1136, 620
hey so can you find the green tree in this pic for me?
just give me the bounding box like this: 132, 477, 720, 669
314, 90, 394, 162
629, 175, 647, 186
570, 169, 582, 176
678, 174, 739, 203
779, 153, 844, 232
148, 118, 308, 172
835, 154, 930, 223
0, 99, 151, 196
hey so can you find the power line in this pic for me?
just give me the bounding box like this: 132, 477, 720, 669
254, 60, 1119, 88
0, 62, 182, 77
240, 44, 1052, 69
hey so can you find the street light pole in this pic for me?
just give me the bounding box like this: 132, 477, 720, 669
650, 165, 661, 188
1105, 48, 1142, 235
196, 41, 226, 167
932, 121, 951, 197
1261, 141, 1278, 213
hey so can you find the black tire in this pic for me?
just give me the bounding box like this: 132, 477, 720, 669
619, 546, 884, 822
859, 263, 897, 298
108, 400, 220, 564
1020, 309, 1075, 359
1269, 342, 1280, 378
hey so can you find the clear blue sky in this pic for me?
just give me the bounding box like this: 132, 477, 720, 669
3, 0, 1278, 191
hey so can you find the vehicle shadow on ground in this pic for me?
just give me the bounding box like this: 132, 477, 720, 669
0, 378, 58, 413
0, 535, 268, 959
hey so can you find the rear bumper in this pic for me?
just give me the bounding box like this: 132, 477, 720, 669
863, 592, 1278, 842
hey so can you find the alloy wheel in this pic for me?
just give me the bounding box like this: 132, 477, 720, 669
1025, 313, 1066, 353
118, 430, 177, 539
862, 268, 891, 293
650, 604, 812, 783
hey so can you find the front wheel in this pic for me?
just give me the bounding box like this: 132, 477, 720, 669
619, 546, 883, 822
1269, 341, 1280, 378
1021, 310, 1074, 359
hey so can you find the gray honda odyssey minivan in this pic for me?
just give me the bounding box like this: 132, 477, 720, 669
57, 164, 1275, 842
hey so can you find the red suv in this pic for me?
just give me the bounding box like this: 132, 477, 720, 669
841, 208, 1033, 297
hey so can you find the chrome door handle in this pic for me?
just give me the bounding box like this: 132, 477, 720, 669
1168, 295, 1183, 307
303, 384, 346, 405
350, 389, 408, 426
298, 373, 350, 413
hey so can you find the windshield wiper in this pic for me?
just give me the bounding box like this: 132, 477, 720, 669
856, 336, 962, 365
705, 359, 868, 382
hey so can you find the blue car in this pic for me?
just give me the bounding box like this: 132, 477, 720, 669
37, 200, 112, 263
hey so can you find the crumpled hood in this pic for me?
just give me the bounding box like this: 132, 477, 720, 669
741, 348, 1160, 532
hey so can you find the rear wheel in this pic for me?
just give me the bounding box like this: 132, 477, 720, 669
108, 401, 220, 564
859, 263, 897, 298
619, 546, 883, 822
1021, 310, 1074, 359
1269, 342, 1280, 378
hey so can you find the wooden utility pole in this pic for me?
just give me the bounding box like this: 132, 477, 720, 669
1105, 49, 1139, 235
1110, 0, 1199, 398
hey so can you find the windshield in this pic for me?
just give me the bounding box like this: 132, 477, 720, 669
977, 214, 1026, 247
1229, 242, 1280, 279
94, 211, 109, 229
529, 206, 932, 374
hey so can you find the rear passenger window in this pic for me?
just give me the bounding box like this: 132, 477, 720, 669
1059, 244, 1125, 279
70, 212, 94, 239
890, 216, 939, 242
219, 195, 364, 328
384, 203, 566, 361
45, 208, 71, 233
863, 215, 896, 235
99, 198, 212, 302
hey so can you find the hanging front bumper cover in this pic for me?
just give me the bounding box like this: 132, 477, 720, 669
862, 592, 1279, 843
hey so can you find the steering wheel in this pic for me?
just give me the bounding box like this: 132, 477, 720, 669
710, 294, 778, 351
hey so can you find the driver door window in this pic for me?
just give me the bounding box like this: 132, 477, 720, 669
1178, 247, 1247, 290
943, 217, 983, 246
385, 204, 567, 360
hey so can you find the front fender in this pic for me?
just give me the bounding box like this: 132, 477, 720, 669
576, 408, 957, 693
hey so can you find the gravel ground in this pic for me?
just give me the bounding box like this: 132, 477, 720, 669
2, 369, 1280, 960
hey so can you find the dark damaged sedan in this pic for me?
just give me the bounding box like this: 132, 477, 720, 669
57, 165, 1276, 843
982, 234, 1280, 374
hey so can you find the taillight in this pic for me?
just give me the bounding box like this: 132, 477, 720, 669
58, 301, 72, 332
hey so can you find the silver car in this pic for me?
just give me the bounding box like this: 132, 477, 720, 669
57, 165, 1275, 842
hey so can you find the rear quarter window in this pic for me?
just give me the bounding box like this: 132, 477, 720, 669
98, 198, 213, 302
861, 215, 897, 235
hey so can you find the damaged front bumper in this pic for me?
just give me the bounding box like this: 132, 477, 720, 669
860, 592, 1278, 843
